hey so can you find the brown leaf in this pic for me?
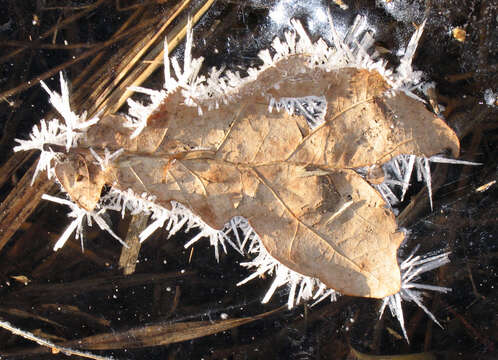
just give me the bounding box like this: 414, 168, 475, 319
71, 45, 459, 299
54, 151, 106, 212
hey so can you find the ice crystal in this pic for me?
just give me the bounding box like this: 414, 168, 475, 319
380, 248, 451, 342
376, 154, 481, 210
101, 188, 160, 218
42, 194, 126, 251
89, 147, 124, 171
13, 73, 100, 184
41, 72, 100, 151
235, 221, 335, 309
391, 20, 426, 100
484, 88, 497, 107
126, 12, 424, 120
269, 1, 290, 27
269, 95, 327, 129
13, 119, 63, 184
100, 188, 239, 261
182, 208, 243, 261
124, 18, 205, 138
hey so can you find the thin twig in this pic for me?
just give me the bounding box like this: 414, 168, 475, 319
0, 319, 113, 360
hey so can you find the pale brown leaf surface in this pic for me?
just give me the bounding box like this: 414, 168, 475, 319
55, 152, 106, 212
61, 66, 460, 298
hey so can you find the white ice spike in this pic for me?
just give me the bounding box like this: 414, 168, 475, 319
42, 194, 127, 251
380, 249, 451, 342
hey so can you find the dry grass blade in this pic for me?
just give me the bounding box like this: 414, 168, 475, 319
0, 163, 55, 252
0, 308, 64, 329
0, 150, 35, 189
65, 306, 283, 350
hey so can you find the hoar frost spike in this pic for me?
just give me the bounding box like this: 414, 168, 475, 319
15, 14, 468, 341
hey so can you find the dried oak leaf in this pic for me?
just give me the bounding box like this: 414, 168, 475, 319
62, 66, 459, 299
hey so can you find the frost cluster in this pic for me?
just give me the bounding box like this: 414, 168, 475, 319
484, 88, 497, 107
379, 247, 451, 342
42, 194, 125, 251
269, 95, 327, 129
373, 154, 480, 211
102, 188, 240, 261
13, 73, 100, 184
125, 12, 428, 139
